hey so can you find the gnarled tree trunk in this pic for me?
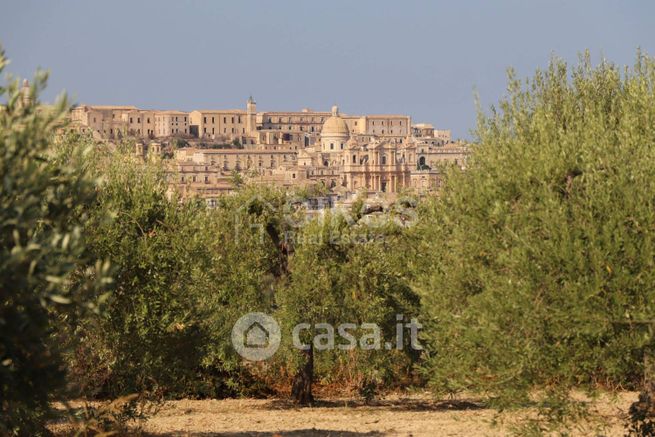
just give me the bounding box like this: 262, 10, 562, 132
627, 349, 655, 435
291, 344, 314, 405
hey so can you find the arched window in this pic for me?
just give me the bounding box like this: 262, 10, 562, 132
352, 154, 357, 164
381, 155, 387, 165
330, 143, 334, 150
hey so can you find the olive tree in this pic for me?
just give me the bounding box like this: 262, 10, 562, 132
0, 49, 109, 434
416, 51, 655, 427
276, 210, 420, 404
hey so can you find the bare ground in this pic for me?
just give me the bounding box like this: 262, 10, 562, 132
87, 391, 636, 436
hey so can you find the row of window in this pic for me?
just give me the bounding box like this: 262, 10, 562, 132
370, 129, 405, 135
155, 116, 188, 123
94, 116, 152, 124
157, 128, 187, 134
266, 117, 325, 123
329, 142, 345, 150
203, 116, 242, 124
203, 127, 246, 134
370, 120, 404, 126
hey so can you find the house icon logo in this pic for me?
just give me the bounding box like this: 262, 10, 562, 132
244, 321, 269, 348
231, 312, 281, 361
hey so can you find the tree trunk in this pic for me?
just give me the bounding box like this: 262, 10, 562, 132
627, 348, 655, 435
644, 351, 655, 414
291, 344, 314, 405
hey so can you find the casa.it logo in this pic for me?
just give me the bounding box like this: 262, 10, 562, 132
231, 312, 281, 361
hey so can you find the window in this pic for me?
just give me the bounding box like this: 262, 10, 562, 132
340, 143, 344, 149
223, 117, 227, 123
330, 143, 334, 150
129, 117, 133, 123
352, 154, 356, 163
212, 116, 215, 123
204, 117, 207, 123
381, 155, 387, 165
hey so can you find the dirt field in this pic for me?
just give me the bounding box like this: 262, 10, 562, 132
126, 391, 636, 436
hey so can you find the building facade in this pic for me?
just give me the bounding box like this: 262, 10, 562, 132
70, 97, 467, 202
168, 105, 469, 204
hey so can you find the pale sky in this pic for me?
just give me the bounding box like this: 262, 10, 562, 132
1, 0, 654, 139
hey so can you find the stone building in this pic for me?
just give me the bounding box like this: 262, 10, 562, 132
71, 105, 138, 139
154, 111, 189, 137
70, 97, 467, 202
73, 97, 414, 146
169, 105, 469, 204
189, 109, 248, 142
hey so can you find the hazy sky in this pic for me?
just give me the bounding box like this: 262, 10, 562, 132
1, 1, 654, 138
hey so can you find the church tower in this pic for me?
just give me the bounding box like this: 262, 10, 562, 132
20, 79, 32, 108
246, 96, 257, 136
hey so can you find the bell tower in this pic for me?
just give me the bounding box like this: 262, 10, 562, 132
246, 96, 257, 136
20, 79, 32, 108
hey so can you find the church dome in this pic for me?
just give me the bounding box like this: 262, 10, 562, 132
321, 105, 350, 138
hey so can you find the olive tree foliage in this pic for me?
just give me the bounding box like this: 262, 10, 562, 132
69, 155, 289, 399
416, 51, 655, 410
275, 211, 420, 404
0, 49, 110, 434
69, 148, 207, 398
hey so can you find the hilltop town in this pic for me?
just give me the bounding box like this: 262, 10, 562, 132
69, 94, 469, 205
